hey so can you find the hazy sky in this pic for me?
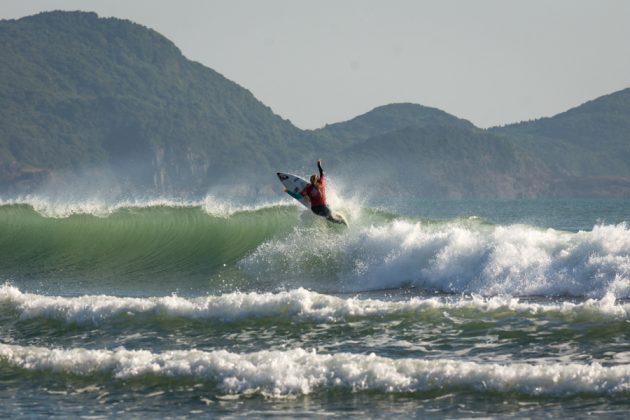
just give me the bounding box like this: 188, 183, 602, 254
3, 0, 630, 129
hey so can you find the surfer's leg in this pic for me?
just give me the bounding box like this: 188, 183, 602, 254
312, 205, 346, 225
311, 205, 330, 218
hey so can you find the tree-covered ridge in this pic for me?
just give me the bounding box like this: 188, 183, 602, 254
0, 11, 316, 193
314, 103, 475, 146
494, 88, 630, 178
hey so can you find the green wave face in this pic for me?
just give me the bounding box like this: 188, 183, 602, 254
0, 204, 300, 291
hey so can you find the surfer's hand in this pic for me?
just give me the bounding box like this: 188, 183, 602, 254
282, 187, 288, 192
317, 160, 321, 165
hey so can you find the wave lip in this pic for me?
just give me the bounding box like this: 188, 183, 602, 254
2, 284, 629, 325
0, 195, 292, 218
1, 343, 629, 397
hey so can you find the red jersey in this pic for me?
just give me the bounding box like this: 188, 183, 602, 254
302, 176, 326, 207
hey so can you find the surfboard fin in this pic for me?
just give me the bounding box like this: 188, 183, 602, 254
327, 213, 348, 226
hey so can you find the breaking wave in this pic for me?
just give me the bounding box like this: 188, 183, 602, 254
1, 284, 628, 325
1, 343, 629, 397
1, 200, 629, 298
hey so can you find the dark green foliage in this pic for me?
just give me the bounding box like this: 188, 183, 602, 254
493, 89, 630, 178
0, 11, 319, 194
314, 103, 475, 146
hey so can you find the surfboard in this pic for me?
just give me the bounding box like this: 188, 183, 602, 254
277, 172, 311, 208
277, 172, 348, 226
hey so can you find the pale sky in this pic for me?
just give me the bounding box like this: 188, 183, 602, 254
2, 0, 630, 129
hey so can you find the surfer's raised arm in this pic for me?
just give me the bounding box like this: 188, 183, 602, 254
317, 160, 324, 179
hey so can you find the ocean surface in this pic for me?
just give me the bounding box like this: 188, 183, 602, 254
1, 193, 629, 418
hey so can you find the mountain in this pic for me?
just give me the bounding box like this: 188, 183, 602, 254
493, 89, 630, 186
314, 103, 475, 146
0, 11, 325, 195
320, 89, 630, 197
489, 89, 630, 197
315, 104, 549, 198
1, 11, 629, 198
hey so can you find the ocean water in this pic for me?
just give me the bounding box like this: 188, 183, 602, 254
1, 194, 629, 417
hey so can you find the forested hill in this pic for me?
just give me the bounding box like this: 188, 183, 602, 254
1, 11, 629, 198
493, 88, 630, 178
314, 103, 475, 147
0, 11, 322, 194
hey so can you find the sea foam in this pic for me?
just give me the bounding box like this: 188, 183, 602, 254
1, 284, 627, 325
243, 220, 630, 298
1, 343, 628, 397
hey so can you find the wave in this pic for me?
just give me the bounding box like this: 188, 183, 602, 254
241, 220, 630, 298
1, 343, 628, 397
1, 201, 629, 298
2, 284, 628, 325
0, 201, 301, 282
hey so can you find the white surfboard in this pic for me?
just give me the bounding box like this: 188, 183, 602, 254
277, 172, 311, 208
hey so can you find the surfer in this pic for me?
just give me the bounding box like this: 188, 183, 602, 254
302, 160, 331, 219
279, 160, 347, 225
